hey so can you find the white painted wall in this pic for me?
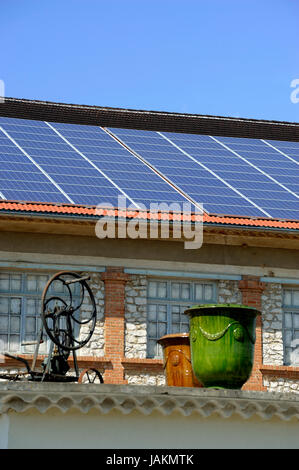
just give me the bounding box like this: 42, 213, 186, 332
4, 408, 299, 449
0, 414, 9, 449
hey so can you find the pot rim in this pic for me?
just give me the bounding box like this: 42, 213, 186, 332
157, 333, 189, 346
185, 303, 260, 317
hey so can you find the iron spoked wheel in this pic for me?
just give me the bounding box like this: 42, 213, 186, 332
41, 271, 97, 352
78, 368, 104, 384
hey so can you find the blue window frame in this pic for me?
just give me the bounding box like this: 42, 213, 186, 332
147, 279, 217, 358
0, 271, 80, 355
283, 288, 299, 366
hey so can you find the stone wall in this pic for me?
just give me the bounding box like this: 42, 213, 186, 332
263, 377, 299, 394
218, 280, 242, 304
261, 283, 284, 366
79, 272, 105, 357
124, 275, 148, 359
125, 371, 166, 386
261, 282, 299, 394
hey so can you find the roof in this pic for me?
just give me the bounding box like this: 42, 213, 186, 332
1, 97, 299, 141
1, 382, 299, 421
1, 200, 299, 231
0, 97, 298, 229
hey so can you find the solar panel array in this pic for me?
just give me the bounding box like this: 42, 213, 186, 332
0, 116, 298, 219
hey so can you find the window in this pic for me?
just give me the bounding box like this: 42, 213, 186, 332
0, 271, 80, 355
147, 279, 216, 358
283, 288, 299, 365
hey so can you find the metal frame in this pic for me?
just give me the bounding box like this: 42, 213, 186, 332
0, 271, 103, 383
160, 131, 271, 217
210, 135, 299, 206
0, 125, 75, 203
46, 122, 139, 208
282, 287, 299, 366
0, 271, 80, 355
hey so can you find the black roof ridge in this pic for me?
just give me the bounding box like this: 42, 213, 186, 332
1, 96, 299, 141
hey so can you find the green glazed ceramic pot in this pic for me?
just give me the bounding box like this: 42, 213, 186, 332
185, 304, 260, 389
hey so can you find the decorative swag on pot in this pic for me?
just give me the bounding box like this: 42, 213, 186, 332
185, 304, 260, 389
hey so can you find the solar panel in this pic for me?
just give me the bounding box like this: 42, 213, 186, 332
48, 122, 192, 209
264, 139, 299, 164
0, 115, 298, 221
0, 118, 133, 207
212, 135, 299, 219
127, 130, 298, 219
0, 119, 72, 203
108, 128, 271, 217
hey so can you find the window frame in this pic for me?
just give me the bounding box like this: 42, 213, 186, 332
146, 278, 217, 358
282, 287, 299, 366
0, 271, 81, 355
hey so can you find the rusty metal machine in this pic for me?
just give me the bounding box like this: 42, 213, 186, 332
0, 271, 103, 384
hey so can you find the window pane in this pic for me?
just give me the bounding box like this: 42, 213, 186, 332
147, 279, 215, 357
180, 305, 189, 314
181, 323, 189, 333
284, 313, 292, 329
148, 339, 157, 358
294, 314, 299, 329
26, 299, 37, 315
158, 323, 167, 337
157, 282, 167, 298
148, 323, 157, 338
172, 313, 180, 323
11, 275, 21, 291
181, 283, 190, 300
0, 297, 9, 314
283, 290, 292, 306
0, 274, 9, 291
204, 285, 213, 301
0, 315, 8, 332
10, 316, 20, 333
294, 330, 299, 341
285, 347, 292, 365
195, 284, 203, 300
26, 275, 37, 292
0, 335, 8, 350
171, 305, 180, 314
293, 291, 299, 306
148, 281, 157, 298
171, 283, 180, 299
285, 329, 292, 346
25, 317, 36, 334
148, 304, 157, 321
52, 279, 64, 293
10, 298, 21, 315
290, 337, 299, 365
10, 335, 20, 352
37, 275, 48, 292
157, 308, 167, 322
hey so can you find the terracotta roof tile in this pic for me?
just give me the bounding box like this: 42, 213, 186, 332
0, 200, 299, 231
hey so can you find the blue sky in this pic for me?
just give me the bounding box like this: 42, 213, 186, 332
1, 0, 299, 122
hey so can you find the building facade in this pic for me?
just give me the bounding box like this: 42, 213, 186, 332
0, 98, 299, 394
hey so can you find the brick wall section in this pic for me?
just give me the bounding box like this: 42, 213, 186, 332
239, 275, 266, 391
101, 267, 130, 384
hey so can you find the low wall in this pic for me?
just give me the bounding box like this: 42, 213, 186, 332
0, 383, 299, 449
